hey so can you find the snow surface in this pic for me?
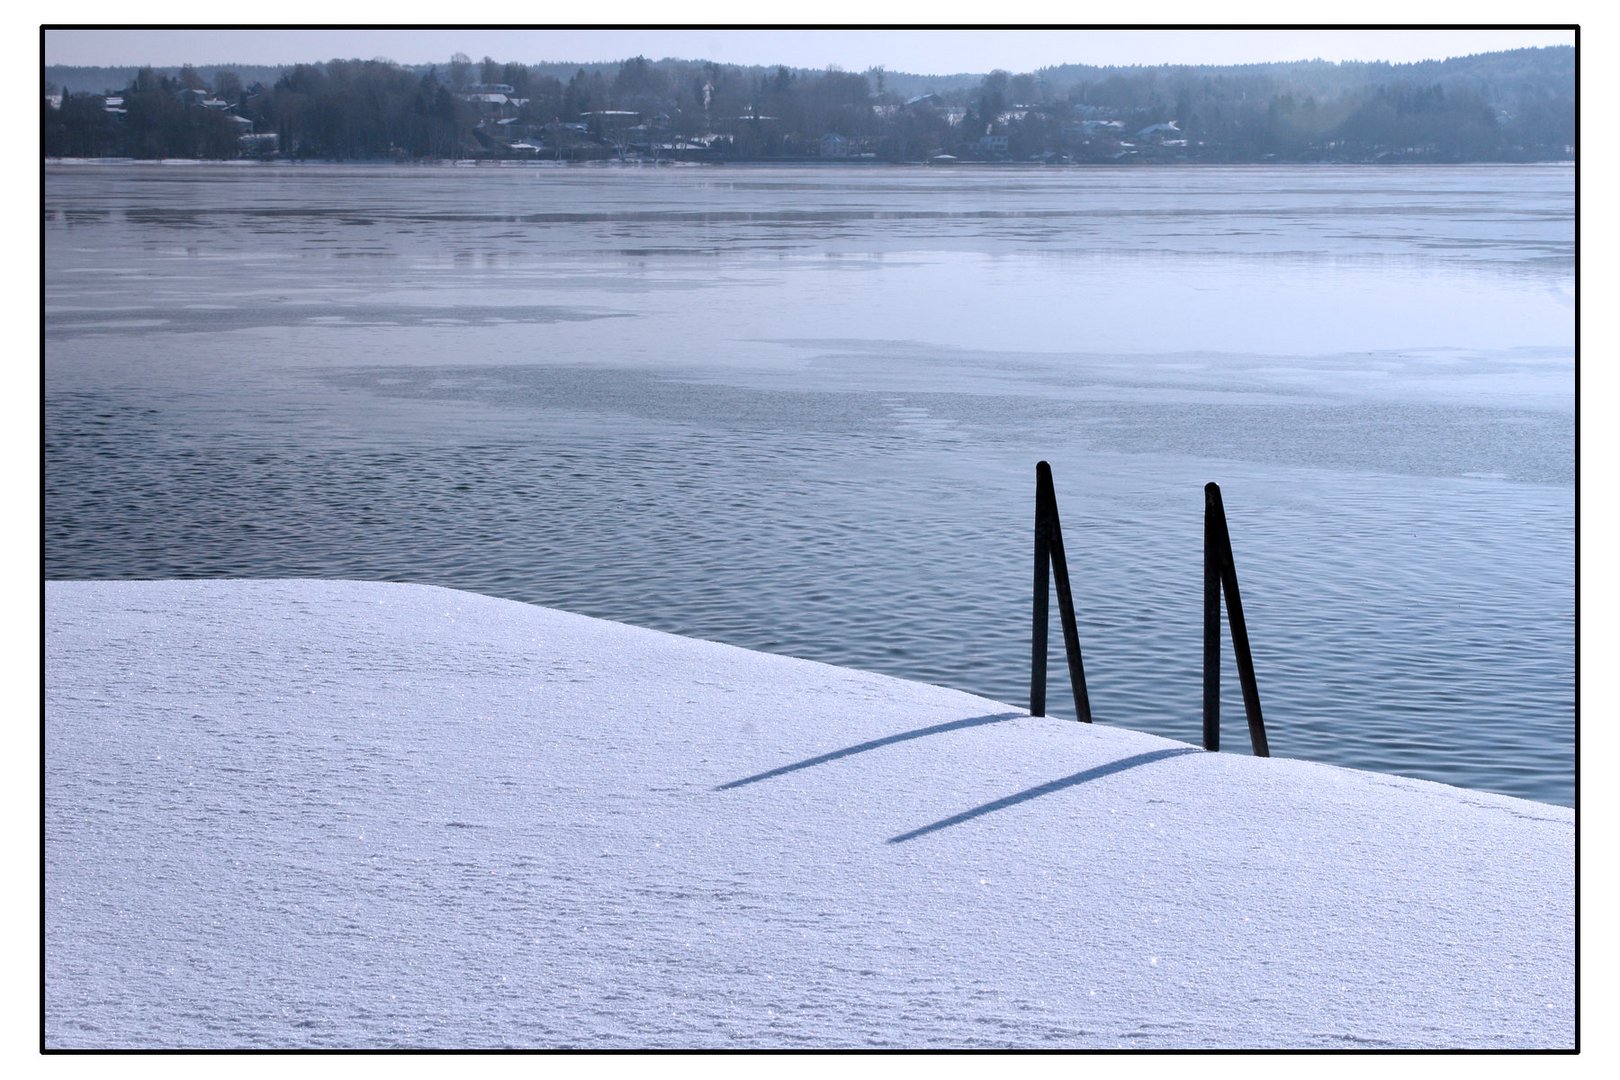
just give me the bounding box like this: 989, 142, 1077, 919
44, 580, 1574, 1050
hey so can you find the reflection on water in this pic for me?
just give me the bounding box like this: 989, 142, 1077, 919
44, 162, 1574, 806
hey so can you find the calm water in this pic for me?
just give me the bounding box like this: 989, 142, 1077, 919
44, 162, 1575, 806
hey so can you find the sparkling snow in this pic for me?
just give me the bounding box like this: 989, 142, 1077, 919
44, 580, 1573, 1049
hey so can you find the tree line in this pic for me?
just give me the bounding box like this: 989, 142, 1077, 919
43, 46, 1574, 163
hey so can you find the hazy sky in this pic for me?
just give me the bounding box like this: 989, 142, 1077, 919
43, 27, 1576, 74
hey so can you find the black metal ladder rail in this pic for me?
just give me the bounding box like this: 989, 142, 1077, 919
1030, 460, 1092, 722
1203, 481, 1270, 756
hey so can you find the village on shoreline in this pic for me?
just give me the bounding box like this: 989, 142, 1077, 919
44, 46, 1574, 165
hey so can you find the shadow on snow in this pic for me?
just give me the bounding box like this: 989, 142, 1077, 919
715, 711, 1202, 845
714, 711, 1026, 791
888, 746, 1202, 844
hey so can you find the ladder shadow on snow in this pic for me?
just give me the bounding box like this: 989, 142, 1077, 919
714, 711, 1025, 791
888, 746, 1202, 844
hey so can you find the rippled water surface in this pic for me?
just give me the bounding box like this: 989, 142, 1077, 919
44, 162, 1575, 805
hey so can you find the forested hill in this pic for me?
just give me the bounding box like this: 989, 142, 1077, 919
43, 46, 1574, 163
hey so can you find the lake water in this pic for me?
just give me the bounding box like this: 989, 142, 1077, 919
43, 161, 1575, 806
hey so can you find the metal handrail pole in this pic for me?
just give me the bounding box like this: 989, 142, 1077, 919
1203, 484, 1222, 752
1206, 483, 1270, 757
1036, 462, 1093, 724
1032, 464, 1052, 716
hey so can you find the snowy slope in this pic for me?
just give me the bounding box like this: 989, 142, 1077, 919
44, 580, 1574, 1049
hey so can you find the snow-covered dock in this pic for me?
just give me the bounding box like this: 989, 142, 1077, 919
44, 580, 1574, 1049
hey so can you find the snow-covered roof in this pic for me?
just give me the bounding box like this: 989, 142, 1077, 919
44, 580, 1574, 1049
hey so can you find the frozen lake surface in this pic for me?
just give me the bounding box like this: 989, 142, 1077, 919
43, 162, 1574, 805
